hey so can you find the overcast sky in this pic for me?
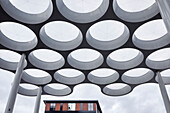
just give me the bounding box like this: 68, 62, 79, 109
0, 68, 169, 113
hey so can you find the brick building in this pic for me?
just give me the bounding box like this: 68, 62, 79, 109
44, 100, 102, 113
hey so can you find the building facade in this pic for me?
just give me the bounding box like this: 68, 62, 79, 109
44, 101, 102, 113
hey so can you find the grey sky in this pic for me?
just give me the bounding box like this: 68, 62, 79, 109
0, 69, 168, 113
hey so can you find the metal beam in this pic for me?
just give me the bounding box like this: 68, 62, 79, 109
156, 0, 170, 32
34, 87, 42, 113
157, 72, 170, 113
5, 54, 26, 113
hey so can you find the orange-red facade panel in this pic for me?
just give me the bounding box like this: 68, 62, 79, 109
45, 103, 50, 111
55, 103, 60, 111
63, 103, 68, 111
93, 103, 96, 111
76, 103, 81, 111
83, 103, 88, 111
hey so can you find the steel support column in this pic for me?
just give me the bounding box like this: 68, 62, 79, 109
4, 54, 26, 113
156, 0, 170, 111
34, 87, 42, 113
157, 72, 170, 113
156, 0, 170, 32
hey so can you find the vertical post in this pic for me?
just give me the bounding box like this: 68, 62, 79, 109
34, 87, 42, 113
5, 54, 26, 113
156, 0, 170, 32
157, 72, 170, 113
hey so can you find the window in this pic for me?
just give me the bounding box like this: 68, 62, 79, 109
81, 103, 83, 111
68, 103, 76, 111
60, 103, 63, 111
50, 103, 56, 111
88, 103, 93, 111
